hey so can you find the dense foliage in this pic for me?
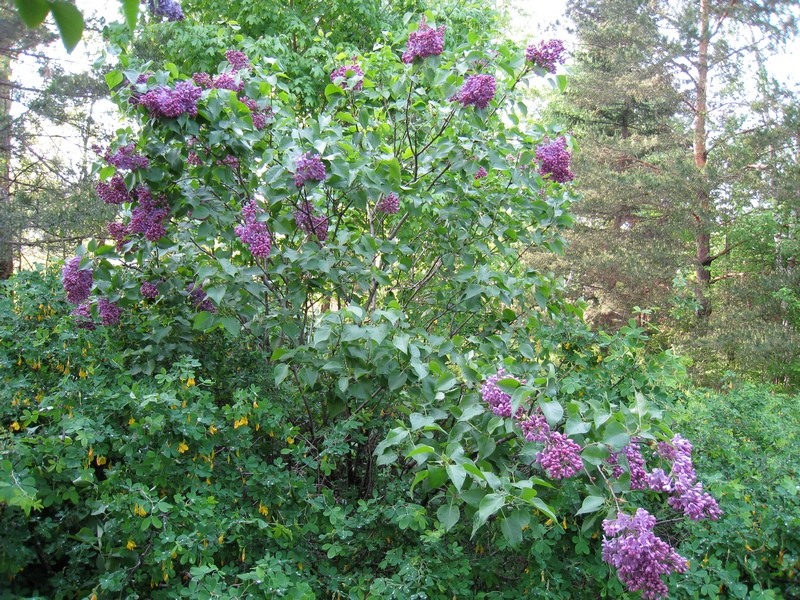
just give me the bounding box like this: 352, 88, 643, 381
0, 16, 735, 598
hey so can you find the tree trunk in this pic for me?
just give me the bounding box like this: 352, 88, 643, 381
0, 51, 13, 280
693, 0, 712, 317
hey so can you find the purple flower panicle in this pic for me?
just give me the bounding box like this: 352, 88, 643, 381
525, 39, 566, 73
536, 432, 583, 479
602, 509, 688, 600
147, 0, 184, 21
536, 136, 574, 183
128, 187, 170, 242
452, 74, 496, 110
62, 257, 93, 304
402, 19, 445, 63
235, 199, 272, 258
98, 298, 121, 326
187, 284, 217, 313
138, 81, 202, 119
96, 174, 131, 205
474, 167, 488, 179
330, 63, 364, 91
294, 152, 327, 187
103, 144, 149, 170
71, 303, 96, 330
226, 50, 250, 71
376, 192, 400, 214
518, 409, 550, 442
480, 368, 523, 417
140, 281, 160, 299
294, 200, 329, 241
212, 72, 244, 92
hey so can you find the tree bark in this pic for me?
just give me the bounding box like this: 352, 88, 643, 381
693, 0, 712, 317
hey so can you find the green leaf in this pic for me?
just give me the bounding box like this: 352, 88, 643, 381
437, 504, 460, 532
121, 0, 138, 29
406, 444, 435, 461
529, 497, 557, 521
538, 400, 564, 427
473, 493, 505, 534
410, 470, 429, 495
500, 510, 527, 547
14, 0, 49, 27
204, 285, 226, 305
576, 495, 605, 516
446, 463, 466, 492
581, 444, 609, 466
273, 364, 289, 386
49, 1, 84, 53
219, 317, 241, 336
602, 421, 631, 451
105, 70, 124, 90
192, 311, 215, 331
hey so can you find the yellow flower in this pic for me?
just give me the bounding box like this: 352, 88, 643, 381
185, 377, 196, 388
178, 441, 189, 454
286, 436, 295, 445
126, 540, 137, 551
78, 368, 88, 379
218, 534, 224, 544
252, 401, 259, 409
233, 416, 249, 429
128, 418, 136, 426
208, 425, 218, 435
10, 421, 20, 431
133, 504, 147, 517
96, 456, 107, 466
258, 503, 269, 517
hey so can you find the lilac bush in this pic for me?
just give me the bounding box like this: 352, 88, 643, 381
375, 192, 400, 214
402, 19, 445, 63
330, 62, 364, 91
61, 257, 92, 304
525, 39, 567, 73
451, 74, 496, 109
293, 152, 327, 187
235, 200, 272, 258
536, 136, 574, 183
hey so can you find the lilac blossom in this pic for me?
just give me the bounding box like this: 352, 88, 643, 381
225, 50, 250, 71
536, 432, 583, 479
602, 509, 688, 600
536, 136, 574, 183
147, 0, 184, 21
221, 155, 240, 169
668, 482, 723, 520
140, 281, 160, 299
330, 62, 364, 91
62, 257, 93, 304
609, 441, 648, 490
452, 74, 496, 110
187, 151, 202, 166
128, 186, 170, 242
107, 222, 128, 251
294, 152, 327, 187
138, 81, 202, 119
71, 303, 96, 330
658, 434, 722, 520
97, 298, 121, 326
525, 39, 566, 73
474, 167, 488, 179
480, 368, 522, 417
517, 409, 550, 442
376, 192, 400, 214
96, 174, 131, 205
402, 19, 445, 63
187, 284, 217, 313
235, 199, 272, 258
294, 200, 329, 241
192, 72, 213, 88
212, 72, 244, 92
103, 144, 149, 170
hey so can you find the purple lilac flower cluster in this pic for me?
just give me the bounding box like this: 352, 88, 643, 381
71, 303, 95, 330
480, 368, 522, 417
62, 257, 93, 304
376, 192, 400, 215
147, 0, 184, 21
235, 199, 272, 258
609, 441, 648, 490
226, 50, 250, 71
330, 62, 364, 91
536, 136, 574, 183
187, 284, 217, 313
137, 81, 202, 118
212, 72, 244, 92
221, 155, 240, 169
658, 435, 722, 520
536, 432, 584, 479
517, 409, 550, 442
294, 200, 329, 241
187, 151, 202, 166
98, 298, 122, 326
240, 97, 271, 130
525, 39, 566, 73
96, 174, 131, 205
140, 281, 160, 300
402, 19, 445, 63
102, 143, 149, 170
128, 186, 170, 242
294, 152, 327, 187
451, 74, 496, 110
602, 509, 688, 600
474, 167, 488, 179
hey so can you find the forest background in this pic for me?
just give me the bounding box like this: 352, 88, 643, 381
1, 0, 799, 598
